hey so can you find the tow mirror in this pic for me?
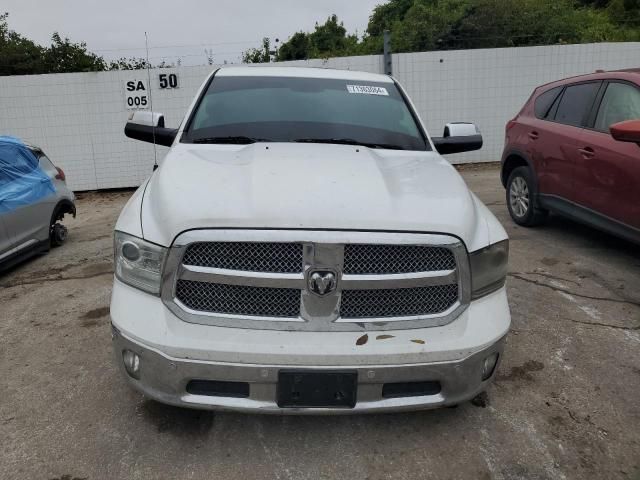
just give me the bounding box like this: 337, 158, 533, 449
432, 122, 483, 155
124, 111, 178, 147
610, 119, 640, 144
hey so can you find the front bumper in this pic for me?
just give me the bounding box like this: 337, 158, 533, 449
112, 326, 504, 414
110, 279, 510, 414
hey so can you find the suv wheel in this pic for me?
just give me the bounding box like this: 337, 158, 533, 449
50, 223, 68, 247
506, 167, 548, 226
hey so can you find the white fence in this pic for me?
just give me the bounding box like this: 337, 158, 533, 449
0, 42, 638, 190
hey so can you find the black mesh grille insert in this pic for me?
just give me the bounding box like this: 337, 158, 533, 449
343, 244, 456, 274
182, 242, 303, 273
176, 280, 301, 317
340, 284, 459, 318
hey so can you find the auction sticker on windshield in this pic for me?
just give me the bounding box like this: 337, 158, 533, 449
346, 85, 389, 96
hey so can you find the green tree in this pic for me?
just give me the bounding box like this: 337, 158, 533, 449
1, 13, 162, 76
42, 32, 106, 73
277, 32, 310, 60
246, 15, 359, 63
449, 0, 608, 48
390, 0, 471, 52
578, 0, 612, 7
607, 0, 640, 27
307, 15, 359, 58
242, 37, 271, 63
237, 0, 640, 63
366, 0, 414, 37
0, 12, 46, 75
108, 57, 152, 70
1, 13, 121, 75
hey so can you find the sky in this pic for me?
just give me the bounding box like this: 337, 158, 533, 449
3, 0, 383, 65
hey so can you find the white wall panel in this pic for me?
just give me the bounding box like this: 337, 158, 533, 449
391, 43, 640, 163
0, 43, 637, 190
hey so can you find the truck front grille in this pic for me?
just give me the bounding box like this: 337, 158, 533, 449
164, 231, 468, 331
183, 242, 303, 273
176, 280, 300, 318
343, 244, 456, 274
340, 284, 459, 319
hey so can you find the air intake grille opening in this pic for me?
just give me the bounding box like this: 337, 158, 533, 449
382, 381, 441, 398
176, 280, 301, 317
182, 242, 303, 273
340, 284, 459, 318
344, 244, 456, 274
186, 380, 250, 398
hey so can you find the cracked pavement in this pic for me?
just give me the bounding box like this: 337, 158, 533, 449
0, 165, 638, 480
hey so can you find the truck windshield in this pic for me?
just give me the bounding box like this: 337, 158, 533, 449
183, 75, 429, 151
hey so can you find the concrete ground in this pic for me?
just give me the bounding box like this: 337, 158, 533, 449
0, 164, 638, 480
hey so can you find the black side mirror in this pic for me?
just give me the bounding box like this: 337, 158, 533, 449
124, 111, 178, 147
432, 123, 483, 155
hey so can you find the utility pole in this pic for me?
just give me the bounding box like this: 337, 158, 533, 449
383, 30, 392, 75
269, 38, 280, 62
204, 48, 214, 66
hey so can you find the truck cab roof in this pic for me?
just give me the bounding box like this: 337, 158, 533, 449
214, 65, 394, 83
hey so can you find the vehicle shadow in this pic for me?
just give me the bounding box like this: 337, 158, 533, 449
539, 213, 640, 258
140, 399, 216, 437
139, 395, 481, 437
134, 396, 504, 477
0, 247, 51, 278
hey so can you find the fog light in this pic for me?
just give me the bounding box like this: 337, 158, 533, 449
481, 353, 499, 381
122, 350, 140, 379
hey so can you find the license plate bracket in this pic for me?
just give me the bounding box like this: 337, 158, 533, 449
277, 371, 358, 408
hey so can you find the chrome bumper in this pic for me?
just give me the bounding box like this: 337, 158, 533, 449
112, 325, 505, 414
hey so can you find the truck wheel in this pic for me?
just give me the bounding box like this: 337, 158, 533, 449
506, 167, 548, 227
51, 223, 68, 247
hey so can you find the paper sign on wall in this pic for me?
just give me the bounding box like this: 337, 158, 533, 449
124, 79, 149, 109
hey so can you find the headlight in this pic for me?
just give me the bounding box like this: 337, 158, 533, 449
114, 231, 167, 295
469, 239, 509, 299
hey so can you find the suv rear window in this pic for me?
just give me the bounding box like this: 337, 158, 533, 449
553, 82, 601, 127
534, 87, 562, 119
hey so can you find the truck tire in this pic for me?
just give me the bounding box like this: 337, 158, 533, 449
506, 166, 548, 227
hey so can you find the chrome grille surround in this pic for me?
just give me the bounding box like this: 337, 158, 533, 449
162, 230, 471, 332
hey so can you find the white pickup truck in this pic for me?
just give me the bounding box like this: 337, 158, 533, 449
111, 66, 510, 413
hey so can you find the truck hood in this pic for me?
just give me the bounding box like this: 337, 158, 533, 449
140, 143, 492, 250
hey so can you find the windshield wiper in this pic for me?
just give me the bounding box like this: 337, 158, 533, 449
192, 136, 271, 144
293, 138, 405, 150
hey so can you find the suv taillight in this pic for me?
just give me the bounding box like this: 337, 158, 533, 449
55, 167, 66, 182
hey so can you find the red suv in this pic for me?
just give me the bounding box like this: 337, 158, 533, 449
501, 69, 640, 244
